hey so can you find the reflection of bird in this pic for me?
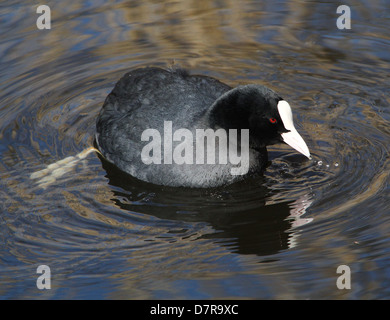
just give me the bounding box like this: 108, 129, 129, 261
98, 153, 313, 257
96, 67, 310, 187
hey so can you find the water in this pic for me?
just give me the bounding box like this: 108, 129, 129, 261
0, 0, 389, 299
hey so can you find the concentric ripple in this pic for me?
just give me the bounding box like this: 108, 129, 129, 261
1, 0, 390, 299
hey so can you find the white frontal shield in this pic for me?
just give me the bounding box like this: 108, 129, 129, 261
277, 101, 311, 159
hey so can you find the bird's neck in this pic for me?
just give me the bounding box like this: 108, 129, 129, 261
206, 86, 251, 130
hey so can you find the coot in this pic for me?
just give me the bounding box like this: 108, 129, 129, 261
96, 67, 310, 187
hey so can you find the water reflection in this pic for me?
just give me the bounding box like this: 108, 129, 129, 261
98, 153, 312, 257
1, 0, 390, 299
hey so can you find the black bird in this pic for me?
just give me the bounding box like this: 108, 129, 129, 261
96, 67, 310, 188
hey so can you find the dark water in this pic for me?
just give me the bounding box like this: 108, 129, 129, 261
1, 0, 389, 299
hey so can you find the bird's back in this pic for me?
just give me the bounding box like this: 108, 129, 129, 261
99, 67, 230, 128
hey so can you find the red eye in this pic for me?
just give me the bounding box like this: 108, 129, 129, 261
269, 118, 277, 124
